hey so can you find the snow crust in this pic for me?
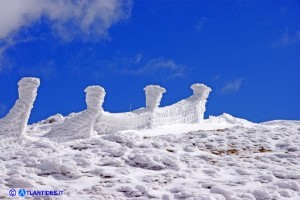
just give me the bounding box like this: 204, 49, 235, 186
1, 116, 300, 199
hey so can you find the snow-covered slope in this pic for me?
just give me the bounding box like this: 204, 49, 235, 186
0, 114, 299, 199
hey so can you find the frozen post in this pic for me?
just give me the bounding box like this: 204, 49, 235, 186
144, 85, 166, 128
191, 83, 211, 101
0, 77, 40, 141
144, 85, 166, 111
191, 83, 212, 122
18, 78, 40, 136
85, 86, 106, 112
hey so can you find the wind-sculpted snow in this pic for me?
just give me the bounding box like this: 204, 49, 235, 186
0, 78, 40, 145
1, 118, 300, 199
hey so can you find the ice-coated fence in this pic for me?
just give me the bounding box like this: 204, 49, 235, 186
0, 77, 212, 141
94, 111, 151, 134
93, 83, 212, 134
0, 78, 40, 143
151, 84, 211, 127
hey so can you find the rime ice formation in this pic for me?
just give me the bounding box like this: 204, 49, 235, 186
94, 83, 212, 134
93, 85, 168, 134
144, 85, 166, 111
151, 83, 212, 127
44, 86, 105, 141
1, 77, 212, 141
0, 78, 40, 143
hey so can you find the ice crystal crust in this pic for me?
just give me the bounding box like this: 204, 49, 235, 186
0, 77, 40, 144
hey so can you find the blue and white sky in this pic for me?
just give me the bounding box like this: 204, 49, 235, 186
0, 0, 299, 123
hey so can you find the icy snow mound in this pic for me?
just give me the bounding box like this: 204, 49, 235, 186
208, 113, 256, 127
261, 120, 300, 126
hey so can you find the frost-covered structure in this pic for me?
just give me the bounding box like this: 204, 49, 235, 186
93, 85, 168, 134
151, 83, 212, 127
1, 77, 212, 141
44, 86, 105, 141
94, 83, 212, 134
0, 78, 40, 142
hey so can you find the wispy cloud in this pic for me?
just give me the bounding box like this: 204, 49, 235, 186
0, 0, 133, 41
76, 54, 187, 80
0, 43, 13, 74
280, 7, 288, 15
195, 17, 208, 31
114, 56, 186, 79
17, 60, 57, 80
132, 57, 186, 78
220, 78, 243, 94
273, 28, 300, 47
0, 103, 7, 116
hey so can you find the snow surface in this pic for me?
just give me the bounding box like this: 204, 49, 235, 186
1, 113, 300, 199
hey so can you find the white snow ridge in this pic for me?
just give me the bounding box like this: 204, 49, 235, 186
0, 77, 299, 200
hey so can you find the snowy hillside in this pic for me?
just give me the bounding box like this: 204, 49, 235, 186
1, 114, 300, 199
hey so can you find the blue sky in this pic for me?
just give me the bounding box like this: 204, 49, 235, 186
0, 0, 299, 123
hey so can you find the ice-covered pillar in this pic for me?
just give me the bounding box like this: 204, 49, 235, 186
85, 86, 106, 132
44, 85, 105, 142
144, 85, 166, 128
85, 86, 105, 112
144, 85, 166, 111
18, 78, 40, 136
191, 83, 212, 122
0, 77, 40, 142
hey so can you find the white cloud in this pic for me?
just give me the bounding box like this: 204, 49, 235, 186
221, 78, 243, 94
0, 0, 133, 41
0, 44, 13, 74
93, 55, 186, 79
136, 57, 185, 76
122, 57, 186, 79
